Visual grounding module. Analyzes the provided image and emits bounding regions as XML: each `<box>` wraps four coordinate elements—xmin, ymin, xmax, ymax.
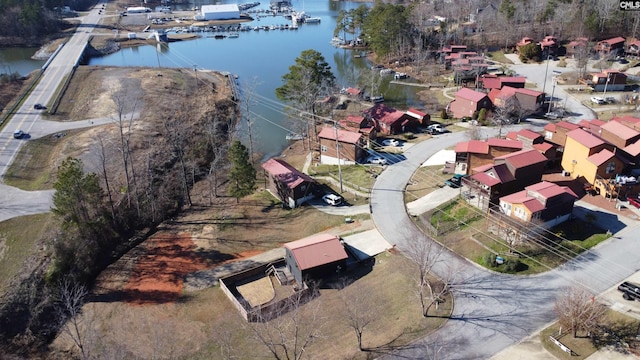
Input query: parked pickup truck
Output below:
<box><xmin>617</xmin><ymin>281</ymin><xmax>640</xmax><ymax>301</ymax></box>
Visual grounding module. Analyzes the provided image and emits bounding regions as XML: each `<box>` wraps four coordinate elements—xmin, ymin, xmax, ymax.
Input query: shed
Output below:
<box><xmin>200</xmin><ymin>4</ymin><xmax>240</xmax><ymax>20</ymax></box>
<box><xmin>261</xmin><ymin>158</ymin><xmax>316</xmax><ymax>208</ymax></box>
<box><xmin>284</xmin><ymin>234</ymin><xmax>348</xmax><ymax>286</ymax></box>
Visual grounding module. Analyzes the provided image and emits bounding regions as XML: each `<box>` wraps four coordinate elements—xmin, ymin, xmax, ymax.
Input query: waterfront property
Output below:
<box><xmin>318</xmin><ymin>127</ymin><xmax>366</xmax><ymax>165</ymax></box>
<box><xmin>261</xmin><ymin>158</ymin><xmax>317</xmax><ymax>208</ymax></box>
<box><xmin>284</xmin><ymin>233</ymin><xmax>348</xmax><ymax>286</ymax></box>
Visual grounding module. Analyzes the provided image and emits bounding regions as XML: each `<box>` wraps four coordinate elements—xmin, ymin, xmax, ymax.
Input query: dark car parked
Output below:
<box><xmin>618</xmin><ymin>281</ymin><xmax>640</xmax><ymax>301</ymax></box>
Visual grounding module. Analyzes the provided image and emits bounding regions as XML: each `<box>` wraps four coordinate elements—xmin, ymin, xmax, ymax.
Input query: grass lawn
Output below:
<box><xmin>310</xmin><ymin>163</ymin><xmax>380</xmax><ymax>194</ymax></box>
<box><xmin>487</xmin><ymin>51</ymin><xmax>514</xmax><ymax>64</ymax></box>
<box><xmin>541</xmin><ymin>309</ymin><xmax>640</xmax><ymax>359</ymax></box>
<box><xmin>0</xmin><ymin>213</ymin><xmax>55</xmax><ymax>293</ymax></box>
<box><xmin>405</xmin><ymin>165</ymin><xmax>451</xmax><ymax>201</ymax></box>
<box><xmin>3</xmin><ymin>130</ymin><xmax>84</xmax><ymax>190</ymax></box>
<box><xmin>413</xmin><ymin>203</ymin><xmax>611</xmax><ymax>275</ymax></box>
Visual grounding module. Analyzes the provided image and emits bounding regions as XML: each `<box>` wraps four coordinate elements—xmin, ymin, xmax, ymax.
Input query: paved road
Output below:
<box><xmin>371</xmin><ymin>128</ymin><xmax>640</xmax><ymax>359</ymax></box>
<box><xmin>0</xmin><ymin>2</ymin><xmax>109</xmax><ymax>218</ymax></box>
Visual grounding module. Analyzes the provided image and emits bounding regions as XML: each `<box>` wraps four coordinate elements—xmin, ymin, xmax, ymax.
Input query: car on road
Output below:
<box><xmin>590</xmin><ymin>96</ymin><xmax>606</xmax><ymax>105</ymax></box>
<box><xmin>322</xmin><ymin>194</ymin><xmax>343</xmax><ymax>206</ymax></box>
<box><xmin>366</xmin><ymin>155</ymin><xmax>387</xmax><ymax>165</ymax></box>
<box><xmin>617</xmin><ymin>281</ymin><xmax>640</xmax><ymax>301</ymax></box>
<box><xmin>33</xmin><ymin>103</ymin><xmax>46</xmax><ymax>110</ymax></box>
<box><xmin>381</xmin><ymin>139</ymin><xmax>400</xmax><ymax>147</ymax></box>
<box><xmin>13</xmin><ymin>130</ymin><xmax>24</xmax><ymax>139</ymax></box>
<box><xmin>426</xmin><ymin>124</ymin><xmax>446</xmax><ymax>134</ymax></box>
<box><xmin>544</xmin><ymin>112</ymin><xmax>561</xmax><ymax>119</ymax></box>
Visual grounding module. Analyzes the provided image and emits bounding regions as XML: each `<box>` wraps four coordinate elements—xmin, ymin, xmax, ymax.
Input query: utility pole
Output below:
<box><xmin>334</xmin><ymin>123</ymin><xmax>344</xmax><ymax>193</ymax></box>
<box><xmin>548</xmin><ymin>77</ymin><xmax>557</xmax><ymax>114</ymax></box>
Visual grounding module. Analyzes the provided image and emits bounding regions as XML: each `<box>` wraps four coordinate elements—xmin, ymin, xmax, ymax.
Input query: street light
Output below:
<box><xmin>548</xmin><ymin>76</ymin><xmax>557</xmax><ymax>114</ymax></box>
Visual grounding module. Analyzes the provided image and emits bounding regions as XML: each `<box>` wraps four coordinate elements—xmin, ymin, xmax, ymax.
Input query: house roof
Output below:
<box><xmin>623</xmin><ymin>141</ymin><xmax>640</xmax><ymax>157</ymax></box>
<box><xmin>487</xmin><ymin>137</ymin><xmax>523</xmax><ymax>149</ymax></box>
<box><xmin>601</xmin><ymin>120</ymin><xmax>640</xmax><ymax>140</ymax></box>
<box><xmin>284</xmin><ymin>234</ymin><xmax>348</xmax><ymax>271</ymax></box>
<box><xmin>261</xmin><ymin>158</ymin><xmax>315</xmax><ymax>189</ymax></box>
<box><xmin>318</xmin><ymin>127</ymin><xmax>362</xmax><ymax>144</ymax></box>
<box><xmin>501</xmin><ymin>181</ymin><xmax>577</xmax><ymax>212</ymax></box>
<box><xmin>544</xmin><ymin>121</ymin><xmax>579</xmax><ymax>132</ymax></box>
<box><xmin>598</xmin><ymin>36</ymin><xmax>625</xmax><ymax>45</ymax></box>
<box><xmin>363</xmin><ymin>104</ymin><xmax>406</xmax><ymax>126</ymax></box>
<box><xmin>471</xmin><ymin>171</ymin><xmax>502</xmax><ymax>186</ymax></box>
<box><xmin>454</xmin><ymin>87</ymin><xmax>488</xmax><ymax>103</ymax></box>
<box><xmin>487</xmin><ymin>88</ymin><xmax>501</xmax><ymax>103</ymax></box>
<box><xmin>612</xmin><ymin>116</ymin><xmax>640</xmax><ymax>125</ymax></box>
<box><xmin>496</xmin><ymin>148</ymin><xmax>547</xmax><ymax>169</ymax></box>
<box><xmin>515</xmin><ymin>87</ymin><xmax>543</xmax><ymax>97</ymax></box>
<box><xmin>516</xmin><ymin>129</ymin><xmax>543</xmax><ymax>141</ymax></box>
<box><xmin>455</xmin><ymin>140</ymin><xmax>489</xmax><ymax>154</ymax></box>
<box><xmin>566</xmin><ymin>128</ymin><xmax>605</xmax><ymax>149</ymax></box>
<box><xmin>533</xmin><ymin>142</ymin><xmax>554</xmax><ymax>152</ymax></box>
<box><xmin>587</xmin><ymin>148</ymin><xmax>615</xmax><ymax>166</ymax></box>
<box><xmin>500</xmin><ymin>76</ymin><xmax>527</xmax><ymax>84</ymax></box>
<box><xmin>345</xmin><ymin>87</ymin><xmax>361</xmax><ymax>96</ymax></box>
<box><xmin>346</xmin><ymin>115</ymin><xmax>365</xmax><ymax>123</ymax></box>
<box><xmin>406</xmin><ymin>108</ymin><xmax>426</xmax><ymax>119</ymax></box>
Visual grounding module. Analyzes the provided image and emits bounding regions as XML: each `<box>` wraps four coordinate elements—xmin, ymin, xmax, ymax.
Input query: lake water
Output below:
<box><xmin>2</xmin><ymin>0</ymin><xmax>423</xmax><ymax>158</ymax></box>
<box><xmin>0</xmin><ymin>47</ymin><xmax>45</xmax><ymax>76</ymax></box>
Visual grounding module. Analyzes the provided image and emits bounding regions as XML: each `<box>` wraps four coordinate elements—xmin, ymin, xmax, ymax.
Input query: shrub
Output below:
<box><xmin>483</xmin><ymin>253</ymin><xmax>496</xmax><ymax>268</ymax></box>
<box><xmin>403</xmin><ymin>132</ymin><xmax>416</xmax><ymax>140</ymax></box>
<box><xmin>503</xmin><ymin>259</ymin><xmax>528</xmax><ymax>273</ymax></box>
<box><xmin>478</xmin><ymin>108</ymin><xmax>487</xmax><ymax>123</ymax></box>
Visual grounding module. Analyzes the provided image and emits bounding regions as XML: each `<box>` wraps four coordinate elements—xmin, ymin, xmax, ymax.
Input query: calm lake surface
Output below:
<box><xmin>0</xmin><ymin>47</ymin><xmax>45</xmax><ymax>76</ymax></box>
<box><xmin>2</xmin><ymin>0</ymin><xmax>423</xmax><ymax>158</ymax></box>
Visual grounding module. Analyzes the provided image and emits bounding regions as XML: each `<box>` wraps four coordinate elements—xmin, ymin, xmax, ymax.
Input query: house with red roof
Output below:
<box><xmin>284</xmin><ymin>233</ymin><xmax>348</xmax><ymax>286</ymax></box>
<box><xmin>626</xmin><ymin>40</ymin><xmax>640</xmax><ymax>57</ymax></box>
<box><xmin>566</xmin><ymin>37</ymin><xmax>589</xmax><ymax>58</ymax></box>
<box><xmin>454</xmin><ymin>138</ymin><xmax>523</xmax><ymax>175</ymax></box>
<box><xmin>516</xmin><ymin>37</ymin><xmax>534</xmax><ymax>53</ymax></box>
<box><xmin>465</xmin><ymin>148</ymin><xmax>548</xmax><ymax>210</ymax></box>
<box><xmin>262</xmin><ymin>158</ymin><xmax>317</xmax><ymax>209</ymax></box>
<box><xmin>505</xmin><ymin>128</ymin><xmax>544</xmax><ymax>148</ymax></box>
<box><xmin>449</xmin><ymin>88</ymin><xmax>492</xmax><ymax>119</ymax></box>
<box><xmin>577</xmin><ymin>118</ymin><xmax>606</xmax><ymax>135</ymax></box>
<box><xmin>611</xmin><ymin>115</ymin><xmax>640</xmax><ymax>132</ymax></box>
<box><xmin>544</xmin><ymin>121</ymin><xmax>580</xmax><ymax>148</ymax></box>
<box><xmin>589</xmin><ymin>69</ymin><xmax>626</xmax><ymax>92</ymax></box>
<box><xmin>599</xmin><ymin>121</ymin><xmax>640</xmax><ymax>149</ymax></box>
<box><xmin>499</xmin><ymin>181</ymin><xmax>577</xmax><ymax>228</ymax></box>
<box><xmin>338</xmin><ymin>115</ymin><xmax>377</xmax><ymax>146</ymax></box>
<box><xmin>494</xmin><ymin>86</ymin><xmax>544</xmax><ymax>114</ymax></box>
<box><xmin>479</xmin><ymin>74</ymin><xmax>527</xmax><ymax>90</ymax></box>
<box><xmin>594</xmin><ymin>36</ymin><xmax>626</xmax><ymax>56</ymax></box>
<box><xmin>539</xmin><ymin>35</ymin><xmax>559</xmax><ymax>57</ymax></box>
<box><xmin>406</xmin><ymin>108</ymin><xmax>431</xmax><ymax>127</ymax></box>
<box><xmin>318</xmin><ymin>127</ymin><xmax>365</xmax><ymax>165</ymax></box>
<box><xmin>362</xmin><ymin>103</ymin><xmax>419</xmax><ymax>135</ymax></box>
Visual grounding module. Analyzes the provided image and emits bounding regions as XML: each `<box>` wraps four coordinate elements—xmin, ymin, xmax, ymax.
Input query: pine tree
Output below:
<box><xmin>227</xmin><ymin>140</ymin><xmax>256</xmax><ymax>203</ymax></box>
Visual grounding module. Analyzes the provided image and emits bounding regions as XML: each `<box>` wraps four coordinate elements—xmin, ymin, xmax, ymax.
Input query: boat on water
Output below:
<box><xmin>286</xmin><ymin>132</ymin><xmax>305</xmax><ymax>141</ymax></box>
<box><xmin>330</xmin><ymin>36</ymin><xmax>344</xmax><ymax>46</ymax></box>
<box><xmin>304</xmin><ymin>17</ymin><xmax>321</xmax><ymax>23</ymax></box>
<box><xmin>227</xmin><ymin>32</ymin><xmax>239</xmax><ymax>38</ymax></box>
<box><xmin>214</xmin><ymin>34</ymin><xmax>226</xmax><ymax>39</ymax></box>
<box><xmin>371</xmin><ymin>96</ymin><xmax>384</xmax><ymax>103</ymax></box>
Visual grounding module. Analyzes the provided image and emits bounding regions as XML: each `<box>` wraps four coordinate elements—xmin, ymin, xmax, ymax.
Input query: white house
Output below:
<box><xmin>198</xmin><ymin>4</ymin><xmax>240</xmax><ymax>21</ymax></box>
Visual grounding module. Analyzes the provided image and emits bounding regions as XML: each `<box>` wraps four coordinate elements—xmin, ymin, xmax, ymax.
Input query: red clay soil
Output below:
<box><xmin>122</xmin><ymin>233</ymin><xmax>266</xmax><ymax>305</ymax></box>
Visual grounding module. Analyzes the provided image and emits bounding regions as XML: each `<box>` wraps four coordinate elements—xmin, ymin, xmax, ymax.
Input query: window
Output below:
<box><xmin>606</xmin><ymin>161</ymin><xmax>616</xmax><ymax>174</ymax></box>
<box><xmin>321</xmin><ymin>145</ymin><xmax>327</xmax><ymax>152</ymax></box>
<box><xmin>545</xmin><ymin>131</ymin><xmax>552</xmax><ymax>139</ymax></box>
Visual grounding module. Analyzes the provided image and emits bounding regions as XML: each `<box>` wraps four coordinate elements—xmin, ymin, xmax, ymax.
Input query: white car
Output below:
<box><xmin>322</xmin><ymin>194</ymin><xmax>342</xmax><ymax>206</ymax></box>
<box><xmin>590</xmin><ymin>96</ymin><xmax>606</xmax><ymax>105</ymax></box>
<box><xmin>381</xmin><ymin>139</ymin><xmax>400</xmax><ymax>147</ymax></box>
<box><xmin>366</xmin><ymin>155</ymin><xmax>387</xmax><ymax>165</ymax></box>
<box><xmin>426</xmin><ymin>124</ymin><xmax>446</xmax><ymax>134</ymax></box>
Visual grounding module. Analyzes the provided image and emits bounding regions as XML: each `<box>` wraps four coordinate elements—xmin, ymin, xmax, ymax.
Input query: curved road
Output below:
<box><xmin>371</xmin><ymin>130</ymin><xmax>640</xmax><ymax>359</ymax></box>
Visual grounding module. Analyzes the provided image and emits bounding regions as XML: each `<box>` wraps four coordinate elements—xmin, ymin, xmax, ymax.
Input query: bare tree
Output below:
<box><xmin>335</xmin><ymin>279</ymin><xmax>379</xmax><ymax>351</ymax></box>
<box><xmin>248</xmin><ymin>286</ymin><xmax>324</xmax><ymax>360</ymax></box>
<box><xmin>554</xmin><ymin>286</ymin><xmax>606</xmax><ymax>338</ymax></box>
<box><xmin>54</xmin><ymin>278</ymin><xmax>91</xmax><ymax>360</ymax></box>
<box><xmin>405</xmin><ymin>234</ymin><xmax>453</xmax><ymax>317</ymax></box>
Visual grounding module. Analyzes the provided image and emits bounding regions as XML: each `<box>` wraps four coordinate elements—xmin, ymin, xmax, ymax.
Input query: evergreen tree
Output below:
<box><xmin>227</xmin><ymin>140</ymin><xmax>256</xmax><ymax>203</ymax></box>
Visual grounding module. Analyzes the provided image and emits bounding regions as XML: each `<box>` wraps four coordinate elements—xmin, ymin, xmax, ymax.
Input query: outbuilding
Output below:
<box><xmin>284</xmin><ymin>234</ymin><xmax>348</xmax><ymax>286</ymax></box>
<box><xmin>198</xmin><ymin>4</ymin><xmax>240</xmax><ymax>21</ymax></box>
